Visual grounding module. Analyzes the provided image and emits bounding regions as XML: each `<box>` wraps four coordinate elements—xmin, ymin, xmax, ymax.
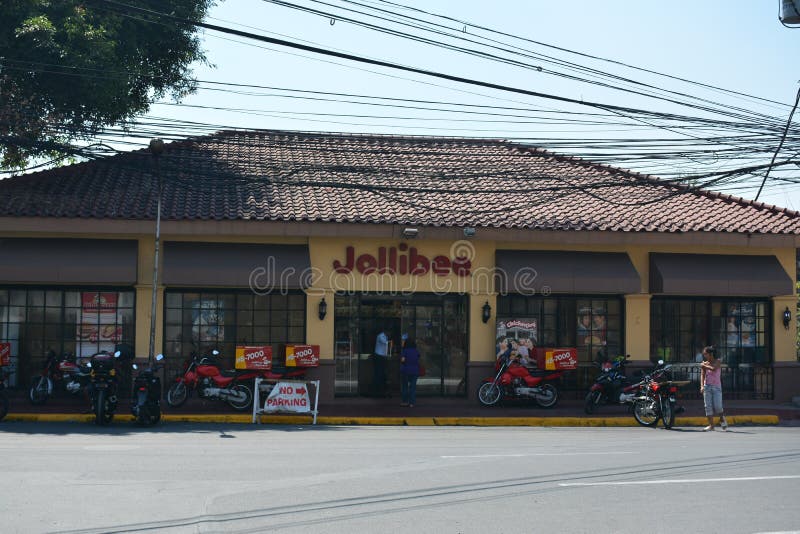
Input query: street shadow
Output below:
<box><xmin>0</xmin><ymin>420</ymin><xmax>350</xmax><ymax>436</ymax></box>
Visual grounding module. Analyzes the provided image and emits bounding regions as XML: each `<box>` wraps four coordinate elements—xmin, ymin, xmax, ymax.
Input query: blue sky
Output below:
<box><xmin>130</xmin><ymin>1</ymin><xmax>800</xmax><ymax>209</ymax></box>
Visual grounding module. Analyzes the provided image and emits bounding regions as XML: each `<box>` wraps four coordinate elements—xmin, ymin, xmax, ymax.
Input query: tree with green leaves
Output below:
<box><xmin>0</xmin><ymin>0</ymin><xmax>215</xmax><ymax>169</ymax></box>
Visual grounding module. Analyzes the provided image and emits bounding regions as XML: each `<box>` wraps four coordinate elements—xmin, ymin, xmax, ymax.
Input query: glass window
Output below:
<box><xmin>497</xmin><ymin>295</ymin><xmax>624</xmax><ymax>363</ymax></box>
<box><xmin>650</xmin><ymin>298</ymin><xmax>771</xmax><ymax>364</ymax></box>
<box><xmin>0</xmin><ymin>287</ymin><xmax>135</xmax><ymax>388</ymax></box>
<box><xmin>162</xmin><ymin>290</ymin><xmax>307</xmax><ymax>369</ymax></box>
<box><xmin>165</xmin><ymin>293</ymin><xmax>182</xmax><ymax>308</ymax></box>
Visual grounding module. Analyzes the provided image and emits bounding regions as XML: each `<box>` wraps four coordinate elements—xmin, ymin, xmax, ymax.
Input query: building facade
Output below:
<box><xmin>1</xmin><ymin>131</ymin><xmax>798</xmax><ymax>403</ymax></box>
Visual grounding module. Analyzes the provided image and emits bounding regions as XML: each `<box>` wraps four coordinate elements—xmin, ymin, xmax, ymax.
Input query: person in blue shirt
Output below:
<box><xmin>373</xmin><ymin>328</ymin><xmax>390</xmax><ymax>397</ymax></box>
<box><xmin>399</xmin><ymin>338</ymin><xmax>421</xmax><ymax>407</ymax></box>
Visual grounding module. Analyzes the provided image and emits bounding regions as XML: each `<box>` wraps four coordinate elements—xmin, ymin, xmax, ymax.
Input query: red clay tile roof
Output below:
<box><xmin>1</xmin><ymin>129</ymin><xmax>799</xmax><ymax>234</ymax></box>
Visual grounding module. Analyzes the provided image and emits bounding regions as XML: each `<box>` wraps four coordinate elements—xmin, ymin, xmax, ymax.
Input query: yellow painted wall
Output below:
<box><xmin>624</xmin><ymin>294</ymin><xmax>652</xmax><ymax>359</ymax></box>
<box><xmin>2</xmin><ymin>230</ymin><xmax>796</xmax><ymax>365</ymax></box>
<box><xmin>307</xmin><ymin>237</ymin><xmax>499</xmax><ymax>360</ymax></box>
<box><xmin>133</xmin><ymin>235</ymin><xmax>798</xmax><ymax>364</ymax></box>
<box><xmin>135</xmin><ymin>236</ymin><xmax>162</xmax><ymax>359</ymax></box>
<box><xmin>773</xmin><ymin>295</ymin><xmax>797</xmax><ymax>363</ymax></box>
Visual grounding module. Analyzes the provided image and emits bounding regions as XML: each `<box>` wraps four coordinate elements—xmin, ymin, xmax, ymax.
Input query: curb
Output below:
<box><xmin>0</xmin><ymin>413</ymin><xmax>780</xmax><ymax>427</ymax></box>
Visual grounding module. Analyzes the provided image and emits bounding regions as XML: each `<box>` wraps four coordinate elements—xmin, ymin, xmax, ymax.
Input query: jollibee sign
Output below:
<box><xmin>235</xmin><ymin>345</ymin><xmax>272</xmax><ymax>370</ymax></box>
<box><xmin>285</xmin><ymin>345</ymin><xmax>320</xmax><ymax>367</ymax></box>
<box><xmin>0</xmin><ymin>343</ymin><xmax>10</xmax><ymax>366</ymax></box>
<box><xmin>333</xmin><ymin>244</ymin><xmax>471</xmax><ymax>277</ymax></box>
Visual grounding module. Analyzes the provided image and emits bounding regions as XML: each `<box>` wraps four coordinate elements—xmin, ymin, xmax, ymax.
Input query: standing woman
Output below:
<box><xmin>399</xmin><ymin>338</ymin><xmax>421</xmax><ymax>408</ymax></box>
<box><xmin>700</xmin><ymin>345</ymin><xmax>728</xmax><ymax>431</ymax></box>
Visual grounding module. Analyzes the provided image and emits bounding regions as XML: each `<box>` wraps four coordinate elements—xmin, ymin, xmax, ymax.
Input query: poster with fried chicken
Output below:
<box><xmin>76</xmin><ymin>293</ymin><xmax>122</xmax><ymax>357</ymax></box>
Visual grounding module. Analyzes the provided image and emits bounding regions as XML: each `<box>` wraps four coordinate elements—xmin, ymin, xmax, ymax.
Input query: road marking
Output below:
<box><xmin>441</xmin><ymin>452</ymin><xmax>636</xmax><ymax>459</ymax></box>
<box><xmin>559</xmin><ymin>475</ymin><xmax>800</xmax><ymax>487</ymax></box>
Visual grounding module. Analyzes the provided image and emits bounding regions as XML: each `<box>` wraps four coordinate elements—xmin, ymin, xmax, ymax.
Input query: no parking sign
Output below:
<box><xmin>263</xmin><ymin>382</ymin><xmax>311</xmax><ymax>413</ymax></box>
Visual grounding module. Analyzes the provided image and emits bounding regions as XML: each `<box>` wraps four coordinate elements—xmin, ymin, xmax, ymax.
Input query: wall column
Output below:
<box><xmin>772</xmin><ymin>295</ymin><xmax>797</xmax><ymax>363</ymax></box>
<box><xmin>771</xmin><ymin>295</ymin><xmax>800</xmax><ymax>402</ymax></box>
<box><xmin>624</xmin><ymin>294</ymin><xmax>652</xmax><ymax>361</ymax></box>
<box><xmin>135</xmin><ymin>235</ymin><xmax>163</xmax><ymax>360</ymax></box>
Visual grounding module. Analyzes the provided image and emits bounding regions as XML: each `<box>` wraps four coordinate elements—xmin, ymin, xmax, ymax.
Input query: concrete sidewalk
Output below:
<box><xmin>2</xmin><ymin>393</ymin><xmax>796</xmax><ymax>427</ymax></box>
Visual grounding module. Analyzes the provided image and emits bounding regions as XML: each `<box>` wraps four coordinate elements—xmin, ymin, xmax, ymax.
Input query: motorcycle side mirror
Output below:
<box><xmin>156</xmin><ymin>354</ymin><xmax>164</xmax><ymax>362</ymax></box>
<box><xmin>212</xmin><ymin>350</ymin><xmax>219</xmax><ymax>356</ymax></box>
<box><xmin>114</xmin><ymin>351</ymin><xmax>121</xmax><ymax>358</ymax></box>
<box><xmin>132</xmin><ymin>363</ymin><xmax>138</xmax><ymax>370</ymax></box>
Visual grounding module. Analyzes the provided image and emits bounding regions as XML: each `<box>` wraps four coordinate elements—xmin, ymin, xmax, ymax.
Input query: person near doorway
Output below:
<box><xmin>399</xmin><ymin>338</ymin><xmax>421</xmax><ymax>407</ymax></box>
<box><xmin>373</xmin><ymin>327</ymin><xmax>390</xmax><ymax>397</ymax></box>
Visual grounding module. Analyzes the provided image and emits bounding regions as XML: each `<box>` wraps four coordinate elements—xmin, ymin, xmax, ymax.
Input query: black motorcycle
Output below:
<box><xmin>584</xmin><ymin>354</ymin><xmax>632</xmax><ymax>414</ymax></box>
<box><xmin>87</xmin><ymin>350</ymin><xmax>121</xmax><ymax>426</ymax></box>
<box><xmin>131</xmin><ymin>354</ymin><xmax>164</xmax><ymax>426</ymax></box>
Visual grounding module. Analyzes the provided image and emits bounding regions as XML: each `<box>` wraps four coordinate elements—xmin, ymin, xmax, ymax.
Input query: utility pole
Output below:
<box><xmin>148</xmin><ymin>138</ymin><xmax>165</xmax><ymax>366</ymax></box>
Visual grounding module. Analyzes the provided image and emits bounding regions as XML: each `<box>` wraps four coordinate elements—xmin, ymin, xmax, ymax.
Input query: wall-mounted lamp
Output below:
<box><xmin>482</xmin><ymin>301</ymin><xmax>492</xmax><ymax>324</ymax></box>
<box><xmin>318</xmin><ymin>297</ymin><xmax>328</xmax><ymax>321</ymax></box>
<box><xmin>402</xmin><ymin>227</ymin><xmax>419</xmax><ymax>239</ymax></box>
<box><xmin>783</xmin><ymin>306</ymin><xmax>791</xmax><ymax>329</ymax></box>
<box><xmin>463</xmin><ymin>227</ymin><xmax>476</xmax><ymax>238</ymax></box>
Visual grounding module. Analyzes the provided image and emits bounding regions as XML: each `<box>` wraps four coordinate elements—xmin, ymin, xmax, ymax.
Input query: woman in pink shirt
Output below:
<box><xmin>700</xmin><ymin>345</ymin><xmax>728</xmax><ymax>431</ymax></box>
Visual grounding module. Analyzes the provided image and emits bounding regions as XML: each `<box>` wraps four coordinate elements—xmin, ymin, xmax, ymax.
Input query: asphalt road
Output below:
<box><xmin>1</xmin><ymin>422</ymin><xmax>799</xmax><ymax>534</ymax></box>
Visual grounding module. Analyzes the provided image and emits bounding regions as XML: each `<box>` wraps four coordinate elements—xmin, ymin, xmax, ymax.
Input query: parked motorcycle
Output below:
<box><xmin>0</xmin><ymin>365</ymin><xmax>11</xmax><ymax>421</ymax></box>
<box><xmin>584</xmin><ymin>354</ymin><xmax>632</xmax><ymax>414</ymax></box>
<box><xmin>630</xmin><ymin>361</ymin><xmax>688</xmax><ymax>429</ymax></box>
<box><xmin>87</xmin><ymin>350</ymin><xmax>121</xmax><ymax>426</ymax></box>
<box><xmin>166</xmin><ymin>350</ymin><xmax>254</xmax><ymax>411</ymax></box>
<box><xmin>131</xmin><ymin>354</ymin><xmax>165</xmax><ymax>426</ymax></box>
<box><xmin>29</xmin><ymin>350</ymin><xmax>92</xmax><ymax>405</ymax></box>
<box><xmin>477</xmin><ymin>353</ymin><xmax>561</xmax><ymax>408</ymax></box>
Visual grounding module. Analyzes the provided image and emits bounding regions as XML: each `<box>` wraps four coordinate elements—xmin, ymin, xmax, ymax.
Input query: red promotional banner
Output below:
<box><xmin>0</xmin><ymin>343</ymin><xmax>10</xmax><ymax>366</ymax></box>
<box><xmin>81</xmin><ymin>293</ymin><xmax>118</xmax><ymax>313</ymax></box>
<box><xmin>285</xmin><ymin>345</ymin><xmax>320</xmax><ymax>367</ymax></box>
<box><xmin>235</xmin><ymin>345</ymin><xmax>272</xmax><ymax>370</ymax></box>
<box><xmin>534</xmin><ymin>348</ymin><xmax>578</xmax><ymax>370</ymax></box>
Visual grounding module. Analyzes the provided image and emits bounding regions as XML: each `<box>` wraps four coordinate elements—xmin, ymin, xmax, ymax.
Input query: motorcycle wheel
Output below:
<box><xmin>477</xmin><ymin>381</ymin><xmax>502</xmax><ymax>407</ymax></box>
<box><xmin>535</xmin><ymin>383</ymin><xmax>559</xmax><ymax>408</ymax></box>
<box><xmin>136</xmin><ymin>406</ymin><xmax>161</xmax><ymax>426</ymax></box>
<box><xmin>94</xmin><ymin>389</ymin><xmax>108</xmax><ymax>426</ymax></box>
<box><xmin>166</xmin><ymin>382</ymin><xmax>189</xmax><ymax>408</ymax></box>
<box><xmin>661</xmin><ymin>397</ymin><xmax>675</xmax><ymax>429</ymax></box>
<box><xmin>0</xmin><ymin>392</ymin><xmax>8</xmax><ymax>421</ymax></box>
<box><xmin>584</xmin><ymin>390</ymin><xmax>602</xmax><ymax>414</ymax></box>
<box><xmin>227</xmin><ymin>384</ymin><xmax>253</xmax><ymax>411</ymax></box>
<box><xmin>29</xmin><ymin>376</ymin><xmax>52</xmax><ymax>405</ymax></box>
<box><xmin>633</xmin><ymin>397</ymin><xmax>659</xmax><ymax>427</ymax></box>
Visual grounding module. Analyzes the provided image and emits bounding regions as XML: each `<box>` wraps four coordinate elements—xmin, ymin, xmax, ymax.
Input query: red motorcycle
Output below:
<box><xmin>29</xmin><ymin>350</ymin><xmax>92</xmax><ymax>405</ymax></box>
<box><xmin>166</xmin><ymin>351</ymin><xmax>256</xmax><ymax>411</ymax></box>
<box><xmin>629</xmin><ymin>361</ymin><xmax>688</xmax><ymax>429</ymax></box>
<box><xmin>477</xmin><ymin>354</ymin><xmax>561</xmax><ymax>408</ymax></box>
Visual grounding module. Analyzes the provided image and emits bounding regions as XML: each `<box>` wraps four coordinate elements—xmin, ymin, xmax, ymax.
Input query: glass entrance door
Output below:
<box><xmin>401</xmin><ymin>303</ymin><xmax>442</xmax><ymax>395</ymax></box>
<box><xmin>334</xmin><ymin>293</ymin><xmax>467</xmax><ymax>397</ymax></box>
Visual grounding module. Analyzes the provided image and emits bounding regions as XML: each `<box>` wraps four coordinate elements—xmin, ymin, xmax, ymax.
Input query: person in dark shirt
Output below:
<box><xmin>399</xmin><ymin>338</ymin><xmax>421</xmax><ymax>407</ymax></box>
